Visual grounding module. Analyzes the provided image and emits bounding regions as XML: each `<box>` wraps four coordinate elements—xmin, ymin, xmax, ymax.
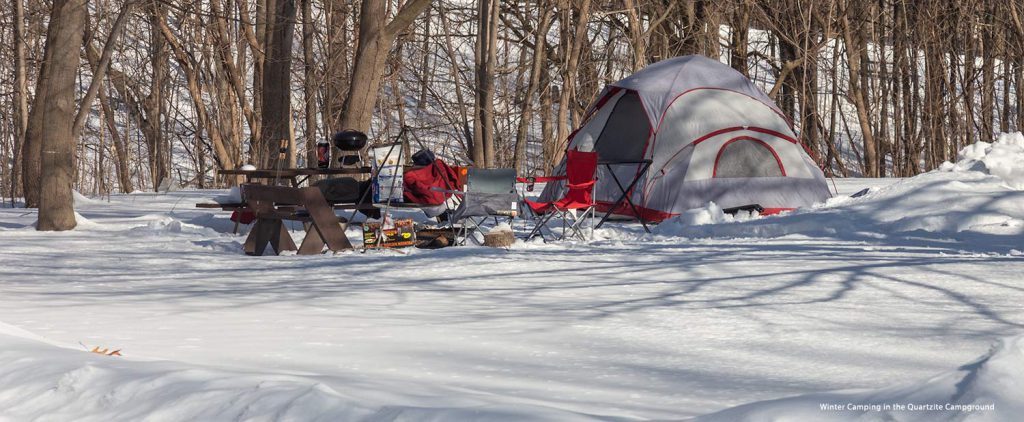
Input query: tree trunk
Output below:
<box><xmin>552</xmin><ymin>0</ymin><xmax>592</xmax><ymax>169</ymax></box>
<box><xmin>729</xmin><ymin>0</ymin><xmax>751</xmax><ymax>77</ymax></box>
<box><xmin>98</xmin><ymin>86</ymin><xmax>134</xmax><ymax>193</ymax></box>
<box><xmin>154</xmin><ymin>13</ymin><xmax>238</xmax><ymax>173</ymax></box>
<box><xmin>21</xmin><ymin>45</ymin><xmax>51</xmax><ymax>208</ymax></box>
<box><xmin>472</xmin><ymin>0</ymin><xmax>499</xmax><ymax>167</ymax></box>
<box><xmin>980</xmin><ymin>4</ymin><xmax>995</xmax><ymax>140</ymax></box>
<box><xmin>840</xmin><ymin>9</ymin><xmax>879</xmax><ymax>177</ymax></box>
<box><xmin>11</xmin><ymin>0</ymin><xmax>29</xmax><ymax>203</ymax></box>
<box><xmin>339</xmin><ymin>0</ymin><xmax>433</xmax><ymax>134</ymax></box>
<box><xmin>513</xmin><ymin>2</ymin><xmax>552</xmax><ymax>173</ymax></box>
<box><xmin>37</xmin><ymin>0</ymin><xmax>87</xmax><ymax>231</ymax></box>
<box><xmin>146</xmin><ymin>3</ymin><xmax>170</xmax><ymax>190</ymax></box>
<box><xmin>302</xmin><ymin>0</ymin><xmax>318</xmax><ymax>168</ymax></box>
<box><xmin>437</xmin><ymin>6</ymin><xmax>474</xmax><ymax>156</ymax></box>
<box><xmin>623</xmin><ymin>0</ymin><xmax>646</xmax><ymax>72</ymax></box>
<box><xmin>323</xmin><ymin>0</ymin><xmax>351</xmax><ymax>136</ymax></box>
<box><xmin>260</xmin><ymin>0</ymin><xmax>298</xmax><ymax>170</ymax></box>
<box><xmin>72</xmin><ymin>4</ymin><xmax>133</xmax><ymax>139</ymax></box>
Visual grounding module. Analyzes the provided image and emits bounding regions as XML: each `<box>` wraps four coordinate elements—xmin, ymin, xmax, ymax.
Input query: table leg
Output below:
<box><xmin>270</xmin><ymin>221</ymin><xmax>298</xmax><ymax>254</ymax></box>
<box><xmin>244</xmin><ymin>219</ymin><xmax>273</xmax><ymax>255</ymax></box>
<box><xmin>244</xmin><ymin>218</ymin><xmax>298</xmax><ymax>255</ymax></box>
<box><xmin>298</xmin><ymin>226</ymin><xmax>326</xmax><ymax>255</ymax></box>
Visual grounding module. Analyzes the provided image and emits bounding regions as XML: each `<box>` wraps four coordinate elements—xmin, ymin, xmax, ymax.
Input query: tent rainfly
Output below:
<box><xmin>540</xmin><ymin>55</ymin><xmax>832</xmax><ymax>221</ymax></box>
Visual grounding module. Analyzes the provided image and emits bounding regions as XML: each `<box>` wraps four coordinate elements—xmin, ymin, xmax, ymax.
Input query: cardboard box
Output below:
<box><xmin>363</xmin><ymin>219</ymin><xmax>416</xmax><ymax>248</ymax></box>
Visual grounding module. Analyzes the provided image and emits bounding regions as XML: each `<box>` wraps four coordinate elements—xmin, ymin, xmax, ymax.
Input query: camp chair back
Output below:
<box><xmin>240</xmin><ymin>184</ymin><xmax>353</xmax><ymax>255</ymax></box>
<box><xmin>448</xmin><ymin>168</ymin><xmax>519</xmax><ymax>244</ymax></box>
<box><xmin>522</xmin><ymin>150</ymin><xmax>599</xmax><ymax>241</ymax></box>
<box><xmin>559</xmin><ymin>150</ymin><xmax>598</xmax><ymax>210</ymax></box>
<box><xmin>467</xmin><ymin>168</ymin><xmax>516</xmax><ymax>195</ymax></box>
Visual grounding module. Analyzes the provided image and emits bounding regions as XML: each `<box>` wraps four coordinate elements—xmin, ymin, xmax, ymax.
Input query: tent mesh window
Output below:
<box><xmin>593</xmin><ymin>91</ymin><xmax>650</xmax><ymax>161</ymax></box>
<box><xmin>714</xmin><ymin>138</ymin><xmax>784</xmax><ymax>178</ymax></box>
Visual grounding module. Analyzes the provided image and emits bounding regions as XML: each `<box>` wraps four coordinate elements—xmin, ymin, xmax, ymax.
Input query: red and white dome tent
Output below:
<box><xmin>539</xmin><ymin>55</ymin><xmax>832</xmax><ymax>222</ymax></box>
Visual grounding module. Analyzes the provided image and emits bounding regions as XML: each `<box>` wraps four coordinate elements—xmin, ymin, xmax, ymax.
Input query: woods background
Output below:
<box><xmin>2</xmin><ymin>0</ymin><xmax>1023</xmax><ymax>206</ymax></box>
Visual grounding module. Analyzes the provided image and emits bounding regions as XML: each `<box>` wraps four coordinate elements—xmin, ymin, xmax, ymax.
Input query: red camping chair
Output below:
<box><xmin>519</xmin><ymin>150</ymin><xmax>599</xmax><ymax>241</ymax></box>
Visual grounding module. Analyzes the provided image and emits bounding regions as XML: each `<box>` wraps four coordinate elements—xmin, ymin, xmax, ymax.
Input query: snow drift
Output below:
<box><xmin>692</xmin><ymin>334</ymin><xmax>1024</xmax><ymax>422</ymax></box>
<box><xmin>0</xmin><ymin>323</ymin><xmax>372</xmax><ymax>421</ymax></box>
<box><xmin>0</xmin><ymin>324</ymin><xmax>608</xmax><ymax>421</ymax></box>
<box><xmin>948</xmin><ymin>132</ymin><xmax>1024</xmax><ymax>190</ymax></box>
<box><xmin>649</xmin><ymin>133</ymin><xmax>1024</xmax><ymax>253</ymax></box>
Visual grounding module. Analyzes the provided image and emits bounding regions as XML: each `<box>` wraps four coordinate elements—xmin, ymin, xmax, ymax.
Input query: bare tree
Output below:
<box><xmin>471</xmin><ymin>0</ymin><xmax>498</xmax><ymax>167</ymax></box>
<box><xmin>339</xmin><ymin>0</ymin><xmax>433</xmax><ymax>135</ymax></box>
<box><xmin>10</xmin><ymin>0</ymin><xmax>30</xmax><ymax>204</ymax></box>
<box><xmin>36</xmin><ymin>0</ymin><xmax>88</xmax><ymax>230</ymax></box>
<box><xmin>259</xmin><ymin>0</ymin><xmax>298</xmax><ymax>170</ymax></box>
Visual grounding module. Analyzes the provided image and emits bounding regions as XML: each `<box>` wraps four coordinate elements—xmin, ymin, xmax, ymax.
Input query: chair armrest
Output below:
<box><xmin>430</xmin><ymin>187</ymin><xmax>465</xmax><ymax>196</ymax></box>
<box><xmin>516</xmin><ymin>175</ymin><xmax>567</xmax><ymax>183</ymax></box>
<box><xmin>566</xmin><ymin>180</ymin><xmax>595</xmax><ymax>190</ymax></box>
<box><xmin>598</xmin><ymin>159</ymin><xmax>652</xmax><ymax>165</ymax></box>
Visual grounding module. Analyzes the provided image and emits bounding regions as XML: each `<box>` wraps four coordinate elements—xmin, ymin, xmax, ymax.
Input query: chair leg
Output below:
<box><xmin>561</xmin><ymin>207</ymin><xmax>595</xmax><ymax>241</ymax></box>
<box><xmin>455</xmin><ymin>217</ymin><xmax>481</xmax><ymax>246</ymax></box>
<box><xmin>588</xmin><ymin>207</ymin><xmax>595</xmax><ymax>239</ymax></box>
<box><xmin>565</xmin><ymin>212</ymin><xmax>585</xmax><ymax>241</ymax></box>
<box><xmin>527</xmin><ymin>212</ymin><xmax>556</xmax><ymax>241</ymax></box>
<box><xmin>463</xmin><ymin>222</ymin><xmax>476</xmax><ymax>246</ymax></box>
<box><xmin>553</xmin><ymin>210</ymin><xmax>566</xmax><ymax>240</ymax></box>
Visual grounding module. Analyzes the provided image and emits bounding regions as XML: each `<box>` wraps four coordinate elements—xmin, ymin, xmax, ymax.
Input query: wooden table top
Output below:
<box><xmin>218</xmin><ymin>167</ymin><xmax>371</xmax><ymax>177</ymax></box>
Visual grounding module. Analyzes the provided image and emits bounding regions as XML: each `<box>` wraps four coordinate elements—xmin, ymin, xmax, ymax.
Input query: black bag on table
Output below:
<box><xmin>412</xmin><ymin>149</ymin><xmax>436</xmax><ymax>167</ymax></box>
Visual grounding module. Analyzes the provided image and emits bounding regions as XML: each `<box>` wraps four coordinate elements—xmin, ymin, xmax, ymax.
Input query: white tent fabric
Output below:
<box><xmin>540</xmin><ymin>55</ymin><xmax>831</xmax><ymax>220</ymax></box>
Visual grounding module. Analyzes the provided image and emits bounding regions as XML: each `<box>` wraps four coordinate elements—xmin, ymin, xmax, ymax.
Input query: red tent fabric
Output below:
<box><xmin>403</xmin><ymin>159</ymin><xmax>460</xmax><ymax>205</ymax></box>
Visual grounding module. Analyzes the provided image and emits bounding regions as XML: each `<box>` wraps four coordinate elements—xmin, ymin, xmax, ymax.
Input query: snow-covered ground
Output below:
<box><xmin>1</xmin><ymin>136</ymin><xmax>1023</xmax><ymax>421</ymax></box>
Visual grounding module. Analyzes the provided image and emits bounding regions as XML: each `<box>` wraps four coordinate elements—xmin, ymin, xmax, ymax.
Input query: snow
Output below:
<box><xmin>651</xmin><ymin>202</ymin><xmax>759</xmax><ymax>235</ymax></box>
<box><xmin>942</xmin><ymin>132</ymin><xmax>1024</xmax><ymax>190</ymax></box>
<box><xmin>643</xmin><ymin>136</ymin><xmax>1024</xmax><ymax>254</ymax></box>
<box><xmin>1</xmin><ymin>138</ymin><xmax>1023</xmax><ymax>420</ymax></box>
<box><xmin>0</xmin><ymin>323</ymin><xmax>373</xmax><ymax>421</ymax></box>
<box><xmin>693</xmin><ymin>334</ymin><xmax>1024</xmax><ymax>422</ymax></box>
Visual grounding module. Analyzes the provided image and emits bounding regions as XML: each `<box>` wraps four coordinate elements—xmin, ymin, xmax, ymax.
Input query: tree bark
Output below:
<box><xmin>323</xmin><ymin>0</ymin><xmax>351</xmax><ymax>136</ymax></box>
<box><xmin>302</xmin><ymin>0</ymin><xmax>318</xmax><ymax>168</ymax></box>
<box><xmin>339</xmin><ymin>0</ymin><xmax>432</xmax><ymax>134</ymax></box>
<box><xmin>472</xmin><ymin>0</ymin><xmax>500</xmax><ymax>167</ymax></box>
<box><xmin>154</xmin><ymin>12</ymin><xmax>238</xmax><ymax>173</ymax></box>
<box><xmin>552</xmin><ymin>0</ymin><xmax>592</xmax><ymax>170</ymax></box>
<box><xmin>840</xmin><ymin>7</ymin><xmax>879</xmax><ymax>177</ymax></box>
<box><xmin>513</xmin><ymin>2</ymin><xmax>552</xmax><ymax>173</ymax></box>
<box><xmin>145</xmin><ymin>2</ymin><xmax>170</xmax><ymax>190</ymax></box>
<box><xmin>37</xmin><ymin>0</ymin><xmax>87</xmax><ymax>231</ymax></box>
<box><xmin>260</xmin><ymin>0</ymin><xmax>298</xmax><ymax>170</ymax></box>
<box><xmin>72</xmin><ymin>3</ymin><xmax>133</xmax><ymax>139</ymax></box>
<box><xmin>11</xmin><ymin>0</ymin><xmax>30</xmax><ymax>203</ymax></box>
<box><xmin>97</xmin><ymin>85</ymin><xmax>134</xmax><ymax>193</ymax></box>
<box><xmin>21</xmin><ymin>12</ymin><xmax>57</xmax><ymax>209</ymax></box>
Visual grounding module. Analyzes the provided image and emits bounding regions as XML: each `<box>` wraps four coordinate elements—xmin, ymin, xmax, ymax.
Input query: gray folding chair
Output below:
<box><xmin>446</xmin><ymin>168</ymin><xmax>519</xmax><ymax>245</ymax></box>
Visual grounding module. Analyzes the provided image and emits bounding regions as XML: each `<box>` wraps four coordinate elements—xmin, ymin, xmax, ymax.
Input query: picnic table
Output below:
<box><xmin>197</xmin><ymin>168</ymin><xmax>370</xmax><ymax>255</ymax></box>
<box><xmin>199</xmin><ymin>166</ymin><xmax>452</xmax><ymax>255</ymax></box>
<box><xmin>219</xmin><ymin>167</ymin><xmax>371</xmax><ymax>187</ymax></box>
